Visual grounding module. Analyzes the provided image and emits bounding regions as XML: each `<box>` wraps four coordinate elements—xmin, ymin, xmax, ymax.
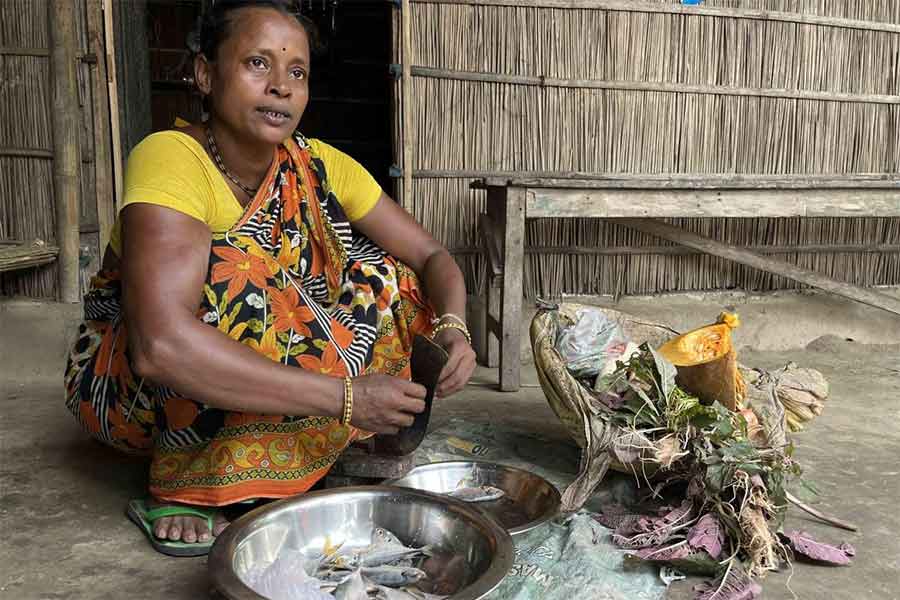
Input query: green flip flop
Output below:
<box><xmin>126</xmin><ymin>498</ymin><xmax>218</xmax><ymax>557</ymax></box>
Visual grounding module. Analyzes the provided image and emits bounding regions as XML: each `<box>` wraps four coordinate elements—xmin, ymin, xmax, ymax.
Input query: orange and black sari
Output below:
<box><xmin>64</xmin><ymin>134</ymin><xmax>433</xmax><ymax>506</ymax></box>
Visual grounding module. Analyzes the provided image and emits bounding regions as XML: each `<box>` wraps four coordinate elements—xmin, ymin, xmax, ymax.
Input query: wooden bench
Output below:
<box><xmin>0</xmin><ymin>240</ymin><xmax>59</xmax><ymax>274</ymax></box>
<box><xmin>475</xmin><ymin>174</ymin><xmax>900</xmax><ymax>391</ymax></box>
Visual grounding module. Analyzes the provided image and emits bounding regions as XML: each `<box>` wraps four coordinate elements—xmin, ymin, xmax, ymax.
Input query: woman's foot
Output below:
<box><xmin>146</xmin><ymin>497</ymin><xmax>230</xmax><ymax>544</ymax></box>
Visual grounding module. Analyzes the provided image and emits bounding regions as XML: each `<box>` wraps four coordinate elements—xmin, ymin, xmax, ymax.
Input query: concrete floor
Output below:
<box><xmin>1</xmin><ymin>294</ymin><xmax>898</xmax><ymax>599</ymax></box>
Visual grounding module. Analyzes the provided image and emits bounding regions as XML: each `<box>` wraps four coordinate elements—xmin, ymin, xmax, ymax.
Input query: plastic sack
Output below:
<box><xmin>555</xmin><ymin>307</ymin><xmax>629</xmax><ymax>378</ymax></box>
<box><xmin>241</xmin><ymin>549</ymin><xmax>335</xmax><ymax>600</ymax></box>
<box><xmin>486</xmin><ymin>513</ymin><xmax>666</xmax><ymax>600</ymax></box>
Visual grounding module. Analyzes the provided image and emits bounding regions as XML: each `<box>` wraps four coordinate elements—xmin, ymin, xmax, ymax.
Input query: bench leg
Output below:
<box><xmin>485</xmin><ymin>275</ymin><xmax>500</xmax><ymax>368</ymax></box>
<box><xmin>499</xmin><ymin>187</ymin><xmax>526</xmax><ymax>392</ymax></box>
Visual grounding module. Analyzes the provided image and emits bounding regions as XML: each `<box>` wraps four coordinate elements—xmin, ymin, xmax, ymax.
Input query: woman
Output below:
<box><xmin>64</xmin><ymin>0</ymin><xmax>475</xmax><ymax>556</ymax></box>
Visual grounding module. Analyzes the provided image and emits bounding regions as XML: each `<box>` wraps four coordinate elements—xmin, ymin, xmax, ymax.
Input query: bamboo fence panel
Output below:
<box><xmin>0</xmin><ymin>0</ymin><xmax>109</xmax><ymax>299</ymax></box>
<box><xmin>0</xmin><ymin>0</ymin><xmax>57</xmax><ymax>297</ymax></box>
<box><xmin>397</xmin><ymin>1</ymin><xmax>900</xmax><ymax>298</ymax></box>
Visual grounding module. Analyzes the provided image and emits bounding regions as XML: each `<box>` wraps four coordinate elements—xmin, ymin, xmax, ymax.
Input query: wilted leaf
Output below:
<box><xmin>632</xmin><ymin>543</ymin><xmax>692</xmax><ymax>562</ymax></box>
<box><xmin>628</xmin><ymin>380</ymin><xmax>659</xmax><ymax>414</ymax></box>
<box><xmin>704</xmin><ymin>463</ymin><xmax>728</xmax><ymax>493</ymax></box>
<box><xmin>668</xmin><ymin>551</ymin><xmax>721</xmax><ymax>576</ymax></box>
<box><xmin>650</xmin><ymin>345</ymin><xmax>677</xmax><ymax>401</ymax></box>
<box><xmin>613</xmin><ymin>501</ymin><xmax>694</xmax><ymax>549</ymax></box>
<box><xmin>781</xmin><ymin>530</ymin><xmax>855</xmax><ymax>566</ymax></box>
<box><xmin>591</xmin><ymin>504</ymin><xmax>633</xmax><ymax>529</ymax></box>
<box><xmin>593</xmin><ymin>390</ymin><xmax>625</xmax><ymax>411</ymax></box>
<box><xmin>614</xmin><ymin>514</ymin><xmax>650</xmax><ymax>537</ymax></box>
<box><xmin>688</xmin><ymin>514</ymin><xmax>726</xmax><ymax>559</ymax></box>
<box><xmin>694</xmin><ymin>563</ymin><xmax>761</xmax><ymax>600</ymax></box>
<box><xmin>611</xmin><ymin>430</ymin><xmax>652</xmax><ymax>466</ymax></box>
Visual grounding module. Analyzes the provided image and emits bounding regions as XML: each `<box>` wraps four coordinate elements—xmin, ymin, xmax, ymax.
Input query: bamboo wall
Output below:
<box><xmin>394</xmin><ymin>0</ymin><xmax>900</xmax><ymax>298</ymax></box>
<box><xmin>0</xmin><ymin>0</ymin><xmax>113</xmax><ymax>299</ymax></box>
<box><xmin>0</xmin><ymin>0</ymin><xmax>57</xmax><ymax>297</ymax></box>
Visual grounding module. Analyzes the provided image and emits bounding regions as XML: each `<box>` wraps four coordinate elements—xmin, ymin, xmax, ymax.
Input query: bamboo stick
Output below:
<box><xmin>401</xmin><ymin>0</ymin><xmax>413</xmax><ymax>209</ymax></box>
<box><xmin>614</xmin><ymin>217</ymin><xmax>900</xmax><ymax>316</ymax></box>
<box><xmin>450</xmin><ymin>243</ymin><xmax>900</xmax><ymax>256</ymax></box>
<box><xmin>410</xmin><ymin>171</ymin><xmax>900</xmax><ymax>188</ymax></box>
<box><xmin>411</xmin><ymin>0</ymin><xmax>900</xmax><ymax>34</ymax></box>
<box><xmin>87</xmin><ymin>0</ymin><xmax>115</xmax><ymax>252</ymax></box>
<box><xmin>0</xmin><ymin>46</ymin><xmax>50</xmax><ymax>57</ymax></box>
<box><xmin>406</xmin><ymin>65</ymin><xmax>900</xmax><ymax>105</ymax></box>
<box><xmin>102</xmin><ymin>0</ymin><xmax>123</xmax><ymax>209</ymax></box>
<box><xmin>49</xmin><ymin>0</ymin><xmax>82</xmax><ymax>303</ymax></box>
<box><xmin>0</xmin><ymin>148</ymin><xmax>54</xmax><ymax>159</ymax></box>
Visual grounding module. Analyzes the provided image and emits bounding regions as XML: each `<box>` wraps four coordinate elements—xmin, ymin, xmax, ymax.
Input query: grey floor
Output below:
<box><xmin>1</xmin><ymin>299</ymin><xmax>898</xmax><ymax>600</ymax></box>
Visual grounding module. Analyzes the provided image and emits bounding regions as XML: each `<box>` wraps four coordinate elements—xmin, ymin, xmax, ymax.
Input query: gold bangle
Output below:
<box><xmin>340</xmin><ymin>377</ymin><xmax>354</xmax><ymax>425</ymax></box>
<box><xmin>432</xmin><ymin>312</ymin><xmax>467</xmax><ymax>328</ymax></box>
<box><xmin>431</xmin><ymin>321</ymin><xmax>472</xmax><ymax>345</ymax></box>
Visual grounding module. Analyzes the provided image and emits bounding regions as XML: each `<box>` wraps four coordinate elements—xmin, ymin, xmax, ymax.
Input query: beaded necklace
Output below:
<box><xmin>206</xmin><ymin>126</ymin><xmax>259</xmax><ymax>198</ymax></box>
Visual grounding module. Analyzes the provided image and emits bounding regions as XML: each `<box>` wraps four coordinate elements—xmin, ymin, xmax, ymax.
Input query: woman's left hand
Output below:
<box><xmin>434</xmin><ymin>328</ymin><xmax>476</xmax><ymax>398</ymax></box>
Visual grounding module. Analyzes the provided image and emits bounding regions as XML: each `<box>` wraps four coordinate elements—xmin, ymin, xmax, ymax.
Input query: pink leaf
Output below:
<box><xmin>633</xmin><ymin>543</ymin><xmax>692</xmax><ymax>562</ymax></box>
<box><xmin>782</xmin><ymin>530</ymin><xmax>855</xmax><ymax>566</ymax></box>
<box><xmin>593</xmin><ymin>505</ymin><xmax>644</xmax><ymax>531</ymax></box>
<box><xmin>694</xmin><ymin>564</ymin><xmax>762</xmax><ymax>600</ymax></box>
<box><xmin>612</xmin><ymin>501</ymin><xmax>694</xmax><ymax>549</ymax></box>
<box><xmin>688</xmin><ymin>514</ymin><xmax>726</xmax><ymax>559</ymax></box>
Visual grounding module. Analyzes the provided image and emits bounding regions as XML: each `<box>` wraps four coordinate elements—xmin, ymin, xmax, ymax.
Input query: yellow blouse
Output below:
<box><xmin>108</xmin><ymin>131</ymin><xmax>382</xmax><ymax>255</ymax></box>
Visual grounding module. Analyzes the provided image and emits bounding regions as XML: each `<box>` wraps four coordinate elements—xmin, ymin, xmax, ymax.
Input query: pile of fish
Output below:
<box><xmin>242</xmin><ymin>528</ymin><xmax>448</xmax><ymax>600</ymax></box>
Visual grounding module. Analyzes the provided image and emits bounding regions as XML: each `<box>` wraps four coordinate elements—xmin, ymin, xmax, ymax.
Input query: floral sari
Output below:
<box><xmin>64</xmin><ymin>134</ymin><xmax>433</xmax><ymax>505</ymax></box>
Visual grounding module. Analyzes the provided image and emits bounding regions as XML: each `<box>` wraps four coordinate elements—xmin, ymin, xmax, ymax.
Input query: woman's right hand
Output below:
<box><xmin>349</xmin><ymin>374</ymin><xmax>427</xmax><ymax>434</ymax></box>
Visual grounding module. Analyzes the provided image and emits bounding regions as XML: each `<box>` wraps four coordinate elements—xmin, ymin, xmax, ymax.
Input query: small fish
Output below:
<box><xmin>317</xmin><ymin>567</ymin><xmax>353</xmax><ymax>584</ymax></box>
<box><xmin>323</xmin><ymin>553</ymin><xmax>358</xmax><ymax>570</ymax></box>
<box><xmin>360</xmin><ymin>565</ymin><xmax>427</xmax><ymax>587</ymax></box>
<box><xmin>325</xmin><ymin>536</ymin><xmax>431</xmax><ymax>570</ymax></box>
<box><xmin>359</xmin><ymin>543</ymin><xmax>432</xmax><ymax>568</ymax></box>
<box><xmin>446</xmin><ymin>485</ymin><xmax>506</xmax><ymax>503</ymax></box>
<box><xmin>315</xmin><ymin>539</ymin><xmax>346</xmax><ymax>567</ymax></box>
<box><xmin>372</xmin><ymin>527</ymin><xmax>404</xmax><ymax>545</ymax></box>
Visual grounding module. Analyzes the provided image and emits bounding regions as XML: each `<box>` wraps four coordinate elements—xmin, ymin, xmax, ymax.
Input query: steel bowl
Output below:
<box><xmin>386</xmin><ymin>461</ymin><xmax>561</xmax><ymax>535</ymax></box>
<box><xmin>209</xmin><ymin>485</ymin><xmax>515</xmax><ymax>600</ymax></box>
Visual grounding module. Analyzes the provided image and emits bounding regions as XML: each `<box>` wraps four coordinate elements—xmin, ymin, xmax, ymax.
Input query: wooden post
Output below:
<box><xmin>500</xmin><ymin>187</ymin><xmax>526</xmax><ymax>391</ymax></box>
<box><xmin>483</xmin><ymin>188</ymin><xmax>505</xmax><ymax>368</ymax></box>
<box><xmin>50</xmin><ymin>0</ymin><xmax>83</xmax><ymax>303</ymax></box>
<box><xmin>614</xmin><ymin>218</ymin><xmax>900</xmax><ymax>317</ymax></box>
<box><xmin>401</xmin><ymin>0</ymin><xmax>413</xmax><ymax>209</ymax></box>
<box><xmin>103</xmin><ymin>0</ymin><xmax>124</xmax><ymax>207</ymax></box>
<box><xmin>88</xmin><ymin>0</ymin><xmax>115</xmax><ymax>250</ymax></box>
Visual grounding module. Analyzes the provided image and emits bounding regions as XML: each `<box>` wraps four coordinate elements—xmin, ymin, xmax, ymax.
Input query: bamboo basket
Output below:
<box><xmin>530</xmin><ymin>302</ymin><xmax>676</xmax><ymax>450</ymax></box>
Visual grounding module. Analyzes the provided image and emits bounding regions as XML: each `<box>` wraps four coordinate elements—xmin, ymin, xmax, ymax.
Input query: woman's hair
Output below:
<box><xmin>194</xmin><ymin>0</ymin><xmax>322</xmax><ymax>61</ymax></box>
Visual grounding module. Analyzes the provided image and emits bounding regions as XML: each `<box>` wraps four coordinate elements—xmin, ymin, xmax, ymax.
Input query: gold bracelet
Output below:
<box><xmin>431</xmin><ymin>321</ymin><xmax>472</xmax><ymax>345</ymax></box>
<box><xmin>340</xmin><ymin>377</ymin><xmax>354</xmax><ymax>425</ymax></box>
<box><xmin>431</xmin><ymin>312</ymin><xmax>467</xmax><ymax>328</ymax></box>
